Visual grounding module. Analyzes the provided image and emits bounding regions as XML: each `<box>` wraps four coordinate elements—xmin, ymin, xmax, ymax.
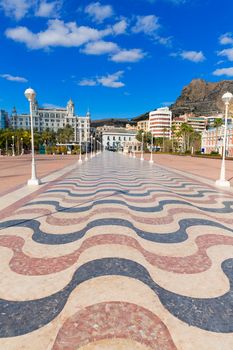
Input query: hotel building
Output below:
<box><xmin>11</xmin><ymin>99</ymin><xmax>90</xmax><ymax>143</ymax></box>
<box><xmin>149</xmin><ymin>107</ymin><xmax>172</xmax><ymax>138</ymax></box>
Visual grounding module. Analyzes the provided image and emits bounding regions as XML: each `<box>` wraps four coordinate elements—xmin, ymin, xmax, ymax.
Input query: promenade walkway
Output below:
<box><xmin>0</xmin><ymin>152</ymin><xmax>233</xmax><ymax>350</ymax></box>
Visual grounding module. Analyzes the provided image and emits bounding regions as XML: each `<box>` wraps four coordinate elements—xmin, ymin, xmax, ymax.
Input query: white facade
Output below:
<box><xmin>201</xmin><ymin>125</ymin><xmax>233</xmax><ymax>157</ymax></box>
<box><xmin>102</xmin><ymin>128</ymin><xmax>137</xmax><ymax>150</ymax></box>
<box><xmin>11</xmin><ymin>99</ymin><xmax>90</xmax><ymax>143</ymax></box>
<box><xmin>149</xmin><ymin>107</ymin><xmax>172</xmax><ymax>138</ymax></box>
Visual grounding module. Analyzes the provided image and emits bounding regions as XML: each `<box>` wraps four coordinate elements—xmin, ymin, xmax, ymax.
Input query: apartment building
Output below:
<box><xmin>149</xmin><ymin>107</ymin><xmax>172</xmax><ymax>138</ymax></box>
<box><xmin>137</xmin><ymin>119</ymin><xmax>150</xmax><ymax>132</ymax></box>
<box><xmin>202</xmin><ymin>125</ymin><xmax>233</xmax><ymax>157</ymax></box>
<box><xmin>0</xmin><ymin>110</ymin><xmax>8</xmax><ymax>129</ymax></box>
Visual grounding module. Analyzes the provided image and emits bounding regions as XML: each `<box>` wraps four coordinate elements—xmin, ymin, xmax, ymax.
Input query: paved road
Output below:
<box><xmin>141</xmin><ymin>153</ymin><xmax>233</xmax><ymax>186</ymax></box>
<box><xmin>0</xmin><ymin>154</ymin><xmax>78</xmax><ymax>196</ymax></box>
<box><xmin>0</xmin><ymin>152</ymin><xmax>233</xmax><ymax>350</ymax></box>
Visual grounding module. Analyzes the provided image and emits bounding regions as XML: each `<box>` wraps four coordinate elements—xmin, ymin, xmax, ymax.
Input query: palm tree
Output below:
<box><xmin>171</xmin><ymin>124</ymin><xmax>177</xmax><ymax>152</ymax></box>
<box><xmin>214</xmin><ymin>118</ymin><xmax>223</xmax><ymax>152</ymax></box>
<box><xmin>179</xmin><ymin>123</ymin><xmax>194</xmax><ymax>152</ymax></box>
<box><xmin>162</xmin><ymin>128</ymin><xmax>167</xmax><ymax>152</ymax></box>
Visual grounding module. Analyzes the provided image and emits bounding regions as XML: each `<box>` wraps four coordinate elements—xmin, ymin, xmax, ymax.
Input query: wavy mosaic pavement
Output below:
<box><xmin>0</xmin><ymin>152</ymin><xmax>233</xmax><ymax>349</ymax></box>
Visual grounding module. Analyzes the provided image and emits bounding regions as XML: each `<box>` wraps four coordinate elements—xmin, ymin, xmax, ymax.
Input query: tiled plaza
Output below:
<box><xmin>0</xmin><ymin>152</ymin><xmax>233</xmax><ymax>349</ymax></box>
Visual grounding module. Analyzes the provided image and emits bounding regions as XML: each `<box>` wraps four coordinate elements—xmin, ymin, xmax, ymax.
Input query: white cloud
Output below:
<box><xmin>79</xmin><ymin>71</ymin><xmax>125</xmax><ymax>88</ymax></box>
<box><xmin>81</xmin><ymin>40</ymin><xmax>145</xmax><ymax>63</ymax></box>
<box><xmin>82</xmin><ymin>40</ymin><xmax>118</xmax><ymax>55</ymax></box>
<box><xmin>0</xmin><ymin>0</ymin><xmax>33</xmax><ymax>20</ymax></box>
<box><xmin>213</xmin><ymin>67</ymin><xmax>233</xmax><ymax>77</ymax></box>
<box><xmin>6</xmin><ymin>20</ymin><xmax>102</xmax><ymax>49</ymax></box>
<box><xmin>42</xmin><ymin>103</ymin><xmax>64</xmax><ymax>108</ymax></box>
<box><xmin>79</xmin><ymin>79</ymin><xmax>97</xmax><ymax>86</ymax></box>
<box><xmin>219</xmin><ymin>33</ymin><xmax>233</xmax><ymax>45</ymax></box>
<box><xmin>5</xmin><ymin>18</ymin><xmax>128</xmax><ymax>50</ymax></box>
<box><xmin>97</xmin><ymin>71</ymin><xmax>124</xmax><ymax>88</ymax></box>
<box><xmin>112</xmin><ymin>19</ymin><xmax>128</xmax><ymax>35</ymax></box>
<box><xmin>0</xmin><ymin>0</ymin><xmax>62</xmax><ymax>20</ymax></box>
<box><xmin>132</xmin><ymin>15</ymin><xmax>160</xmax><ymax>35</ymax></box>
<box><xmin>0</xmin><ymin>73</ymin><xmax>28</xmax><ymax>82</ymax></box>
<box><xmin>157</xmin><ymin>35</ymin><xmax>172</xmax><ymax>46</ymax></box>
<box><xmin>85</xmin><ymin>2</ymin><xmax>113</xmax><ymax>23</ymax></box>
<box><xmin>111</xmin><ymin>48</ymin><xmax>145</xmax><ymax>62</ymax></box>
<box><xmin>218</xmin><ymin>48</ymin><xmax>233</xmax><ymax>61</ymax></box>
<box><xmin>180</xmin><ymin>50</ymin><xmax>205</xmax><ymax>62</ymax></box>
<box><xmin>35</xmin><ymin>1</ymin><xmax>62</xmax><ymax>18</ymax></box>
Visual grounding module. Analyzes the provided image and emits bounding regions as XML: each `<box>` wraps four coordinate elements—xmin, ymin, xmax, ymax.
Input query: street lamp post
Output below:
<box><xmin>149</xmin><ymin>133</ymin><xmax>153</xmax><ymax>163</ymax></box>
<box><xmin>140</xmin><ymin>132</ymin><xmax>144</xmax><ymax>161</ymax></box>
<box><xmin>21</xmin><ymin>138</ymin><xmax>24</xmax><ymax>155</ymax></box>
<box><xmin>78</xmin><ymin>125</ymin><xmax>82</xmax><ymax>163</ymax></box>
<box><xmin>6</xmin><ymin>137</ymin><xmax>8</xmax><ymax>156</ymax></box>
<box><xmin>93</xmin><ymin>137</ymin><xmax>96</xmax><ymax>156</ymax></box>
<box><xmin>96</xmin><ymin>140</ymin><xmax>98</xmax><ymax>154</ymax></box>
<box><xmin>133</xmin><ymin>145</ymin><xmax>136</xmax><ymax>158</ymax></box>
<box><xmin>24</xmin><ymin>88</ymin><xmax>40</xmax><ymax>186</ymax></box>
<box><xmin>215</xmin><ymin>91</ymin><xmax>233</xmax><ymax>188</ymax></box>
<box><xmin>12</xmin><ymin>135</ymin><xmax>15</xmax><ymax>156</ymax></box>
<box><xmin>98</xmin><ymin>140</ymin><xmax>102</xmax><ymax>154</ymax></box>
<box><xmin>85</xmin><ymin>139</ymin><xmax>88</xmax><ymax>161</ymax></box>
<box><xmin>90</xmin><ymin>135</ymin><xmax>93</xmax><ymax>158</ymax></box>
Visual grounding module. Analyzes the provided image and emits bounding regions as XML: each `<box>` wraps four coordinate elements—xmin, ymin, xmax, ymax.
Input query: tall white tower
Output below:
<box><xmin>67</xmin><ymin>98</ymin><xmax>75</xmax><ymax>116</ymax></box>
<box><xmin>86</xmin><ymin>109</ymin><xmax>91</xmax><ymax>119</ymax></box>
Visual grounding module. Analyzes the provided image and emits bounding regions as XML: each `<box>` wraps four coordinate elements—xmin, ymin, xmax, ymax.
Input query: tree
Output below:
<box><xmin>41</xmin><ymin>128</ymin><xmax>56</xmax><ymax>146</ymax></box>
<box><xmin>57</xmin><ymin>125</ymin><xmax>74</xmax><ymax>143</ymax></box>
<box><xmin>179</xmin><ymin>123</ymin><xmax>194</xmax><ymax>152</ymax></box>
<box><xmin>162</xmin><ymin>128</ymin><xmax>168</xmax><ymax>152</ymax></box>
<box><xmin>214</xmin><ymin>118</ymin><xmax>223</xmax><ymax>151</ymax></box>
<box><xmin>136</xmin><ymin>130</ymin><xmax>153</xmax><ymax>151</ymax></box>
<box><xmin>171</xmin><ymin>124</ymin><xmax>177</xmax><ymax>152</ymax></box>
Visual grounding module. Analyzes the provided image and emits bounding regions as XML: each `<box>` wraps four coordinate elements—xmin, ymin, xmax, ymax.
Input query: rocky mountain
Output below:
<box><xmin>132</xmin><ymin>111</ymin><xmax>150</xmax><ymax>122</ymax></box>
<box><xmin>171</xmin><ymin>79</ymin><xmax>233</xmax><ymax>116</ymax></box>
<box><xmin>91</xmin><ymin>118</ymin><xmax>135</xmax><ymax>128</ymax></box>
<box><xmin>133</xmin><ymin>79</ymin><xmax>233</xmax><ymax>121</ymax></box>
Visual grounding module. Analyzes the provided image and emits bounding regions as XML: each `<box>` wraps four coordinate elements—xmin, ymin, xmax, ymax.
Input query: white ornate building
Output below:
<box><xmin>11</xmin><ymin>99</ymin><xmax>90</xmax><ymax>143</ymax></box>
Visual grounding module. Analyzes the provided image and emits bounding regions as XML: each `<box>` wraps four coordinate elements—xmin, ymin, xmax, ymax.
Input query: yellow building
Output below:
<box><xmin>137</xmin><ymin>119</ymin><xmax>149</xmax><ymax>132</ymax></box>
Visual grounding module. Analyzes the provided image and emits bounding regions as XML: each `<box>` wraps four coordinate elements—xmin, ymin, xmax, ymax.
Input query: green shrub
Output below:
<box><xmin>210</xmin><ymin>151</ymin><xmax>219</xmax><ymax>155</ymax></box>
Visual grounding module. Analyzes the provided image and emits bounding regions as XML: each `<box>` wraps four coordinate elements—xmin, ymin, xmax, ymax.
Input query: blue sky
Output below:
<box><xmin>0</xmin><ymin>0</ymin><xmax>233</xmax><ymax>119</ymax></box>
